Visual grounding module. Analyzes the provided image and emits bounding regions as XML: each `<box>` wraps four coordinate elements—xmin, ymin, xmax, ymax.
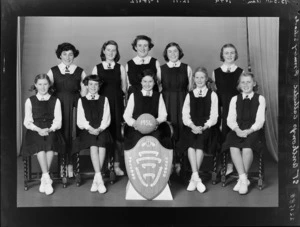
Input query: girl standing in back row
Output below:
<box><xmin>92</xmin><ymin>40</ymin><xmax>127</xmax><ymax>176</ymax></box>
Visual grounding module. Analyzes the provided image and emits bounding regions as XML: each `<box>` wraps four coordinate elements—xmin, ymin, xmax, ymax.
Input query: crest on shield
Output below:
<box><xmin>125</xmin><ymin>136</ymin><xmax>173</xmax><ymax>200</ymax></box>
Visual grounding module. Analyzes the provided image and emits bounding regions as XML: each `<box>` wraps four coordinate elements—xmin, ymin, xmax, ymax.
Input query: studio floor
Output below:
<box><xmin>17</xmin><ymin>154</ymin><xmax>278</xmax><ymax>207</ymax></box>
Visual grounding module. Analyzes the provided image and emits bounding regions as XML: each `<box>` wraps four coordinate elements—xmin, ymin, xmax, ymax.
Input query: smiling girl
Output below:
<box><xmin>212</xmin><ymin>43</ymin><xmax>244</xmax><ymax>175</ymax></box>
<box><xmin>21</xmin><ymin>74</ymin><xmax>65</xmax><ymax>195</ymax></box>
<box><xmin>75</xmin><ymin>74</ymin><xmax>112</xmax><ymax>194</ymax></box>
<box><xmin>126</xmin><ymin>35</ymin><xmax>161</xmax><ymax>97</ymax></box>
<box><xmin>160</xmin><ymin>42</ymin><xmax>193</xmax><ymax>175</ymax></box>
<box><xmin>179</xmin><ymin>67</ymin><xmax>218</xmax><ymax>193</ymax></box>
<box><xmin>123</xmin><ymin>69</ymin><xmax>171</xmax><ymax>151</ymax></box>
<box><xmin>222</xmin><ymin>72</ymin><xmax>266</xmax><ymax>195</ymax></box>
<box><xmin>92</xmin><ymin>40</ymin><xmax>127</xmax><ymax>176</ymax></box>
<box><xmin>47</xmin><ymin>43</ymin><xmax>88</xmax><ymax>178</ymax></box>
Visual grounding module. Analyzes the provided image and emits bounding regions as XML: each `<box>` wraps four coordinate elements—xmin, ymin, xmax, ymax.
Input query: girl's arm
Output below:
<box><xmin>156</xmin><ymin>94</ymin><xmax>167</xmax><ymax>124</ymax></box>
<box><xmin>120</xmin><ymin>64</ymin><xmax>128</xmax><ymax>95</ymax></box>
<box><xmin>49</xmin><ymin>98</ymin><xmax>62</xmax><ymax>132</ymax></box>
<box><xmin>47</xmin><ymin>69</ymin><xmax>54</xmax><ymax>84</ymax></box>
<box><xmin>76</xmin><ymin>98</ymin><xmax>91</xmax><ymax>130</ymax></box>
<box><xmin>80</xmin><ymin>71</ymin><xmax>88</xmax><ymax>97</ymax></box>
<box><xmin>23</xmin><ymin>98</ymin><xmax>48</xmax><ymax>136</ymax></box>
<box><xmin>182</xmin><ymin>93</ymin><xmax>200</xmax><ymax>133</ymax></box>
<box><xmin>156</xmin><ymin>60</ymin><xmax>162</xmax><ymax>92</ymax></box>
<box><xmin>246</xmin><ymin>95</ymin><xmax>266</xmax><ymax>135</ymax></box>
<box><xmin>123</xmin><ymin>93</ymin><xmax>136</xmax><ymax>127</ymax></box>
<box><xmin>98</xmin><ymin>97</ymin><xmax>111</xmax><ymax>132</ymax></box>
<box><xmin>227</xmin><ymin>96</ymin><xmax>247</xmax><ymax>137</ymax></box>
<box><xmin>187</xmin><ymin>65</ymin><xmax>193</xmax><ymax>91</ymax></box>
<box><xmin>125</xmin><ymin>63</ymin><xmax>131</xmax><ymax>90</ymax></box>
<box><xmin>203</xmin><ymin>91</ymin><xmax>219</xmax><ymax>130</ymax></box>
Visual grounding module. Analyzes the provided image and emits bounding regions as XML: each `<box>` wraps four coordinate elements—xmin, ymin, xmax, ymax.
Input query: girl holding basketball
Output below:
<box><xmin>123</xmin><ymin>69</ymin><xmax>171</xmax><ymax>151</ymax></box>
<box><xmin>75</xmin><ymin>74</ymin><xmax>112</xmax><ymax>194</ymax></box>
<box><xmin>180</xmin><ymin>67</ymin><xmax>218</xmax><ymax>193</ymax></box>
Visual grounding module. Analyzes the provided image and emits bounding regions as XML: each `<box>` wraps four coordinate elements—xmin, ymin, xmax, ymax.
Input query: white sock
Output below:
<box><xmin>192</xmin><ymin>172</ymin><xmax>200</xmax><ymax>180</ymax></box>
<box><xmin>239</xmin><ymin>173</ymin><xmax>247</xmax><ymax>181</ymax></box>
<box><xmin>42</xmin><ymin>172</ymin><xmax>50</xmax><ymax>178</ymax></box>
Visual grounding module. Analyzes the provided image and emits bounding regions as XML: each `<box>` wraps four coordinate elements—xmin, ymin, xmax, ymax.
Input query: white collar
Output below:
<box><xmin>36</xmin><ymin>93</ymin><xmax>50</xmax><ymax>100</ymax></box>
<box><xmin>102</xmin><ymin>61</ymin><xmax>115</xmax><ymax>69</ymax></box>
<box><xmin>86</xmin><ymin>93</ymin><xmax>99</xmax><ymax>100</ymax></box>
<box><xmin>141</xmin><ymin>89</ymin><xmax>153</xmax><ymax>96</ymax></box>
<box><xmin>221</xmin><ymin>64</ymin><xmax>237</xmax><ymax>73</ymax></box>
<box><xmin>167</xmin><ymin>60</ymin><xmax>181</xmax><ymax>68</ymax></box>
<box><xmin>133</xmin><ymin>56</ymin><xmax>151</xmax><ymax>65</ymax></box>
<box><xmin>193</xmin><ymin>86</ymin><xmax>208</xmax><ymax>97</ymax></box>
<box><xmin>242</xmin><ymin>92</ymin><xmax>254</xmax><ymax>99</ymax></box>
<box><xmin>58</xmin><ymin>62</ymin><xmax>76</xmax><ymax>73</ymax></box>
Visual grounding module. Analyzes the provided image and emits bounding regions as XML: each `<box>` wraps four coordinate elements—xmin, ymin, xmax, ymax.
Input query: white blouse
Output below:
<box><xmin>23</xmin><ymin>93</ymin><xmax>62</xmax><ymax>132</ymax></box>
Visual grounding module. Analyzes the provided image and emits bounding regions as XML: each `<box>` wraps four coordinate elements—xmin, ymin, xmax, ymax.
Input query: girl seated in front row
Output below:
<box><xmin>222</xmin><ymin>72</ymin><xmax>266</xmax><ymax>195</ymax></box>
<box><xmin>123</xmin><ymin>68</ymin><xmax>172</xmax><ymax>150</ymax></box>
<box><xmin>179</xmin><ymin>67</ymin><xmax>218</xmax><ymax>193</ymax></box>
<box><xmin>76</xmin><ymin>74</ymin><xmax>112</xmax><ymax>194</ymax></box>
<box><xmin>22</xmin><ymin>74</ymin><xmax>65</xmax><ymax>195</ymax></box>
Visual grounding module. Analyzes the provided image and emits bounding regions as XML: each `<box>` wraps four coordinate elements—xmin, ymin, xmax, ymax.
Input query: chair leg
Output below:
<box><xmin>61</xmin><ymin>154</ymin><xmax>67</xmax><ymax>188</ymax></box>
<box><xmin>23</xmin><ymin>156</ymin><xmax>28</xmax><ymax>191</ymax></box>
<box><xmin>109</xmin><ymin>154</ymin><xmax>116</xmax><ymax>184</ymax></box>
<box><xmin>74</xmin><ymin>152</ymin><xmax>81</xmax><ymax>186</ymax></box>
<box><xmin>211</xmin><ymin>154</ymin><xmax>217</xmax><ymax>185</ymax></box>
<box><xmin>258</xmin><ymin>152</ymin><xmax>264</xmax><ymax>190</ymax></box>
<box><xmin>221</xmin><ymin>152</ymin><xmax>227</xmax><ymax>187</ymax></box>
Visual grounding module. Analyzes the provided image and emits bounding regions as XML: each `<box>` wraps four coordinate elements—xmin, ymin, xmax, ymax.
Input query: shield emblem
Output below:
<box><xmin>125</xmin><ymin>136</ymin><xmax>173</xmax><ymax>200</ymax></box>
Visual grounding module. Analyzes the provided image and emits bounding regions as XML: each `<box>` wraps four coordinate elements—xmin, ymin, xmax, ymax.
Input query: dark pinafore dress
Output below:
<box><xmin>214</xmin><ymin>67</ymin><xmax>243</xmax><ymax>142</ymax></box>
<box><xmin>222</xmin><ymin>93</ymin><xmax>263</xmax><ymax>152</ymax></box>
<box><xmin>51</xmin><ymin>66</ymin><xmax>83</xmax><ymax>158</ymax></box>
<box><xmin>127</xmin><ymin>57</ymin><xmax>158</xmax><ymax>97</ymax></box>
<box><xmin>178</xmin><ymin>90</ymin><xmax>216</xmax><ymax>154</ymax></box>
<box><xmin>72</xmin><ymin>96</ymin><xmax>112</xmax><ymax>155</ymax></box>
<box><xmin>161</xmin><ymin>63</ymin><xmax>189</xmax><ymax>154</ymax></box>
<box><xmin>21</xmin><ymin>96</ymin><xmax>65</xmax><ymax>156</ymax></box>
<box><xmin>124</xmin><ymin>91</ymin><xmax>172</xmax><ymax>150</ymax></box>
<box><xmin>96</xmin><ymin>63</ymin><xmax>124</xmax><ymax>142</ymax></box>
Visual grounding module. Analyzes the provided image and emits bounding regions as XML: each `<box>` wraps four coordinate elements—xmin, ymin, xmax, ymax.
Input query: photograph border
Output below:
<box><xmin>1</xmin><ymin>0</ymin><xmax>299</xmax><ymax>226</ymax></box>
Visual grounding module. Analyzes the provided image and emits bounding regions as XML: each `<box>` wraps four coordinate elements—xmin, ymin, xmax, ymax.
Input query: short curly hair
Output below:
<box><xmin>131</xmin><ymin>35</ymin><xmax>154</xmax><ymax>52</ymax></box>
<box><xmin>220</xmin><ymin>43</ymin><xmax>238</xmax><ymax>62</ymax></box>
<box><xmin>163</xmin><ymin>42</ymin><xmax>184</xmax><ymax>62</ymax></box>
<box><xmin>139</xmin><ymin>68</ymin><xmax>157</xmax><ymax>83</ymax></box>
<box><xmin>55</xmin><ymin>42</ymin><xmax>79</xmax><ymax>59</ymax></box>
<box><xmin>100</xmin><ymin>40</ymin><xmax>120</xmax><ymax>62</ymax></box>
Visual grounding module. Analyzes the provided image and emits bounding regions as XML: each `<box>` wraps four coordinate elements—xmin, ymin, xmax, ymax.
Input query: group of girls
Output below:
<box><xmin>21</xmin><ymin>35</ymin><xmax>266</xmax><ymax>196</ymax></box>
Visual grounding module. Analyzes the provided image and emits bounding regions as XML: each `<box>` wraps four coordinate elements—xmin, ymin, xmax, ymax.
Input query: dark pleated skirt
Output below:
<box><xmin>21</xmin><ymin>130</ymin><xmax>65</xmax><ymax>157</ymax></box>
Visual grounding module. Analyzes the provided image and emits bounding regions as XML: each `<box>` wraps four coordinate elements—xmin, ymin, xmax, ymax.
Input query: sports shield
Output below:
<box><xmin>125</xmin><ymin>136</ymin><xmax>173</xmax><ymax>200</ymax></box>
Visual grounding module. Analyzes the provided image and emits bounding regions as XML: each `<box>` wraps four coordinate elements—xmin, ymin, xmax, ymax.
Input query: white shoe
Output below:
<box><xmin>195</xmin><ymin>179</ymin><xmax>206</xmax><ymax>193</ymax></box>
<box><xmin>98</xmin><ymin>182</ymin><xmax>107</xmax><ymax>194</ymax></box>
<box><xmin>90</xmin><ymin>180</ymin><xmax>98</xmax><ymax>192</ymax></box>
<box><xmin>39</xmin><ymin>177</ymin><xmax>46</xmax><ymax>193</ymax></box>
<box><xmin>233</xmin><ymin>179</ymin><xmax>250</xmax><ymax>192</ymax></box>
<box><xmin>175</xmin><ymin>163</ymin><xmax>181</xmax><ymax>176</ymax></box>
<box><xmin>187</xmin><ymin>180</ymin><xmax>197</xmax><ymax>191</ymax></box>
<box><xmin>44</xmin><ymin>176</ymin><xmax>54</xmax><ymax>195</ymax></box>
<box><xmin>68</xmin><ymin>164</ymin><xmax>74</xmax><ymax>178</ymax></box>
<box><xmin>225</xmin><ymin>163</ymin><xmax>234</xmax><ymax>176</ymax></box>
<box><xmin>114</xmin><ymin>166</ymin><xmax>124</xmax><ymax>176</ymax></box>
<box><xmin>238</xmin><ymin>179</ymin><xmax>249</xmax><ymax>195</ymax></box>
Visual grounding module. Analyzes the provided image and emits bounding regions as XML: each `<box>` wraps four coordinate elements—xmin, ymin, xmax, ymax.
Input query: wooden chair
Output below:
<box><xmin>23</xmin><ymin>153</ymin><xmax>67</xmax><ymax>190</ymax></box>
<box><xmin>179</xmin><ymin>125</ymin><xmax>222</xmax><ymax>185</ymax></box>
<box><xmin>73</xmin><ymin>147</ymin><xmax>116</xmax><ymax>187</ymax></box>
<box><xmin>220</xmin><ymin>128</ymin><xmax>267</xmax><ymax>190</ymax></box>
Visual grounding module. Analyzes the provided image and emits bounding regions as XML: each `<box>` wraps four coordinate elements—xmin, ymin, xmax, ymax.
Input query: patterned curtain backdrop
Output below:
<box><xmin>248</xmin><ymin>17</ymin><xmax>279</xmax><ymax>162</ymax></box>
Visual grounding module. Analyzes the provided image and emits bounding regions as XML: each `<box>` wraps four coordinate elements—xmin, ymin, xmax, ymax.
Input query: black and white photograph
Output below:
<box><xmin>1</xmin><ymin>0</ymin><xmax>299</xmax><ymax>226</ymax></box>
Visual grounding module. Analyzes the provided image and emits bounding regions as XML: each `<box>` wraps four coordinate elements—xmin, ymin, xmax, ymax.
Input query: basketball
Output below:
<box><xmin>135</xmin><ymin>113</ymin><xmax>157</xmax><ymax>134</ymax></box>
